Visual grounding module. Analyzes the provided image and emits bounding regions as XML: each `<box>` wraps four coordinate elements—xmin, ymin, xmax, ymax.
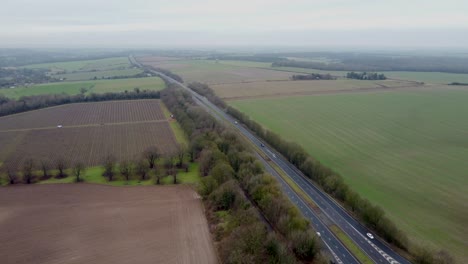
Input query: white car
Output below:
<box><xmin>367</xmin><ymin>233</ymin><xmax>374</xmax><ymax>239</ymax></box>
<box><xmin>57</xmin><ymin>125</ymin><xmax>63</xmax><ymax>128</ymax></box>
<box><xmin>316</xmin><ymin>232</ymin><xmax>321</xmax><ymax>237</ymax></box>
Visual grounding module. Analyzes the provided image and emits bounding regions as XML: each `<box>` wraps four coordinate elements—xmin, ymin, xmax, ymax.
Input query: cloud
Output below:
<box><xmin>0</xmin><ymin>0</ymin><xmax>467</xmax><ymax>47</ymax></box>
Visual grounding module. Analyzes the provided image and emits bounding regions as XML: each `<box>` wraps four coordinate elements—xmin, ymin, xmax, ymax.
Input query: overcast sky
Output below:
<box><xmin>1</xmin><ymin>0</ymin><xmax>468</xmax><ymax>49</ymax></box>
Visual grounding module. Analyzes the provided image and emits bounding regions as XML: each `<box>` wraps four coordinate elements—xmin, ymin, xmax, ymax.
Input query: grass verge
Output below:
<box><xmin>37</xmin><ymin>163</ymin><xmax>200</xmax><ymax>186</ymax></box>
<box><xmin>329</xmin><ymin>224</ymin><xmax>374</xmax><ymax>264</ymax></box>
<box><xmin>160</xmin><ymin>101</ymin><xmax>189</xmax><ymax>146</ymax></box>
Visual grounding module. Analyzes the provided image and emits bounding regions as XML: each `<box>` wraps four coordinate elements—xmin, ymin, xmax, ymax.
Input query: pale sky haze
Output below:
<box><xmin>1</xmin><ymin>0</ymin><xmax>467</xmax><ymax>48</ymax></box>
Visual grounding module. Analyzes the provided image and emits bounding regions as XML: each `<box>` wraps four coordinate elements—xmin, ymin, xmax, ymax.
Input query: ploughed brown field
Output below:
<box><xmin>0</xmin><ymin>100</ymin><xmax>178</xmax><ymax>168</ymax></box>
<box><xmin>0</xmin><ymin>184</ymin><xmax>217</xmax><ymax>264</ymax></box>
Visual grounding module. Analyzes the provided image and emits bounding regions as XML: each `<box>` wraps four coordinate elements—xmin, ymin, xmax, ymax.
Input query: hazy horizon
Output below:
<box><xmin>1</xmin><ymin>0</ymin><xmax>468</xmax><ymax>49</ymax></box>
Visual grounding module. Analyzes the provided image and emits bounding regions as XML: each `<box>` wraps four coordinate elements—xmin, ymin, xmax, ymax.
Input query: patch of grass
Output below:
<box><xmin>329</xmin><ymin>225</ymin><xmax>373</xmax><ymax>264</ymax></box>
<box><xmin>160</xmin><ymin>101</ymin><xmax>189</xmax><ymax>146</ymax></box>
<box><xmin>231</xmin><ymin>90</ymin><xmax>468</xmax><ymax>261</ymax></box>
<box><xmin>161</xmin><ymin>163</ymin><xmax>200</xmax><ymax>185</ymax></box>
<box><xmin>39</xmin><ymin>163</ymin><xmax>200</xmax><ymax>187</ymax></box>
<box><xmin>0</xmin><ymin>77</ymin><xmax>165</xmax><ymax>99</ymax></box>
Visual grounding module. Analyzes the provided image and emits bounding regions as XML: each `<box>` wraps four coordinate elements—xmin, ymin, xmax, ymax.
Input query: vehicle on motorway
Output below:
<box><xmin>260</xmin><ymin>143</ymin><xmax>265</xmax><ymax>147</ymax></box>
<box><xmin>316</xmin><ymin>232</ymin><xmax>321</xmax><ymax>237</ymax></box>
<box><xmin>367</xmin><ymin>233</ymin><xmax>374</xmax><ymax>239</ymax></box>
<box><xmin>234</xmin><ymin>121</ymin><xmax>238</xmax><ymax>124</ymax></box>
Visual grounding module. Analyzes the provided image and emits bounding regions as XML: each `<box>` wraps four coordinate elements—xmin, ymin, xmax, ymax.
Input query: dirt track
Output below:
<box><xmin>0</xmin><ymin>184</ymin><xmax>217</xmax><ymax>264</ymax></box>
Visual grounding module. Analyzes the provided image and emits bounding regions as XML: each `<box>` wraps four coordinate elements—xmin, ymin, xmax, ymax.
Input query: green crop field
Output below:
<box><xmin>24</xmin><ymin>57</ymin><xmax>131</xmax><ymax>72</ymax></box>
<box><xmin>0</xmin><ymin>77</ymin><xmax>165</xmax><ymax>98</ymax></box>
<box><xmin>53</xmin><ymin>68</ymin><xmax>143</xmax><ymax>81</ymax></box>
<box><xmin>231</xmin><ymin>89</ymin><xmax>468</xmax><ymax>262</ymax></box>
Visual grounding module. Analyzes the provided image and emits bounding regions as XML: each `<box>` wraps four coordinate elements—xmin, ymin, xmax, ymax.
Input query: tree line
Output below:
<box><xmin>2</xmin><ymin>143</ymin><xmax>188</xmax><ymax>186</ymax></box>
<box><xmin>346</xmin><ymin>72</ymin><xmax>386</xmax><ymax>80</ymax></box>
<box><xmin>291</xmin><ymin>73</ymin><xmax>336</xmax><ymax>80</ymax></box>
<box><xmin>0</xmin><ymin>89</ymin><xmax>161</xmax><ymax>117</ymax></box>
<box><xmin>187</xmin><ymin>82</ymin><xmax>455</xmax><ymax>264</ymax></box>
<box><xmin>161</xmin><ymin>86</ymin><xmax>326</xmax><ymax>263</ymax></box>
<box><xmin>148</xmin><ymin>67</ymin><xmax>184</xmax><ymax>83</ymax></box>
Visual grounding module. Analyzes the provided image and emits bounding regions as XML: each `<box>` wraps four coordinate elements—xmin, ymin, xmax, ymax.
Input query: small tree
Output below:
<box><xmin>73</xmin><ymin>162</ymin><xmax>85</xmax><ymax>182</ymax></box>
<box><xmin>119</xmin><ymin>160</ymin><xmax>132</xmax><ymax>181</ymax></box>
<box><xmin>102</xmin><ymin>155</ymin><xmax>116</xmax><ymax>181</ymax></box>
<box><xmin>155</xmin><ymin>166</ymin><xmax>164</xmax><ymax>185</ymax></box>
<box><xmin>175</xmin><ymin>144</ymin><xmax>186</xmax><ymax>168</ymax></box>
<box><xmin>40</xmin><ymin>160</ymin><xmax>50</xmax><ymax>180</ymax></box>
<box><xmin>135</xmin><ymin>159</ymin><xmax>149</xmax><ymax>180</ymax></box>
<box><xmin>143</xmin><ymin>146</ymin><xmax>159</xmax><ymax>169</ymax></box>
<box><xmin>4</xmin><ymin>163</ymin><xmax>17</xmax><ymax>184</ymax></box>
<box><xmin>22</xmin><ymin>158</ymin><xmax>34</xmax><ymax>184</ymax></box>
<box><xmin>55</xmin><ymin>158</ymin><xmax>67</xmax><ymax>178</ymax></box>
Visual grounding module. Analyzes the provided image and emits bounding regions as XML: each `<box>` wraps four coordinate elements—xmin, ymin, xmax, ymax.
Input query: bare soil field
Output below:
<box><xmin>0</xmin><ymin>100</ymin><xmax>166</xmax><ymax>131</ymax></box>
<box><xmin>0</xmin><ymin>184</ymin><xmax>217</xmax><ymax>264</ymax></box>
<box><xmin>138</xmin><ymin>57</ymin><xmax>292</xmax><ymax>85</ymax></box>
<box><xmin>0</xmin><ymin>100</ymin><xmax>178</xmax><ymax>168</ymax></box>
<box><xmin>212</xmin><ymin>79</ymin><xmax>425</xmax><ymax>100</ymax></box>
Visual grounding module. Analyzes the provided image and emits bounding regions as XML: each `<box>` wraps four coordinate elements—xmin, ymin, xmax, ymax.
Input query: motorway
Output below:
<box><xmin>135</xmin><ymin>58</ymin><xmax>412</xmax><ymax>264</ymax></box>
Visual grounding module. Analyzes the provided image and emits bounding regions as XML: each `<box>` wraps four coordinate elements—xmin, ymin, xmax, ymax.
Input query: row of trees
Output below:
<box><xmin>346</xmin><ymin>71</ymin><xmax>386</xmax><ymax>80</ymax></box>
<box><xmin>161</xmin><ymin>86</ymin><xmax>324</xmax><ymax>263</ymax></box>
<box><xmin>291</xmin><ymin>73</ymin><xmax>336</xmax><ymax>80</ymax></box>
<box><xmin>2</xmin><ymin>144</ymin><xmax>187</xmax><ymax>185</ymax></box>
<box><xmin>3</xmin><ymin>158</ymin><xmax>85</xmax><ymax>184</ymax></box>
<box><xmin>0</xmin><ymin>89</ymin><xmax>161</xmax><ymax>117</ymax></box>
<box><xmin>149</xmin><ymin>67</ymin><xmax>184</xmax><ymax>83</ymax></box>
<box><xmin>188</xmin><ymin>82</ymin><xmax>454</xmax><ymax>264</ymax></box>
<box><xmin>188</xmin><ymin>82</ymin><xmax>227</xmax><ymax>108</ymax></box>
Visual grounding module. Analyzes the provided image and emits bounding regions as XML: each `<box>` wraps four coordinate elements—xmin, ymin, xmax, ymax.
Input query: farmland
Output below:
<box><xmin>212</xmin><ymin>79</ymin><xmax>420</xmax><ymax>100</ymax></box>
<box><xmin>206</xmin><ymin>59</ymin><xmax>468</xmax><ymax>84</ymax></box>
<box><xmin>24</xmin><ymin>57</ymin><xmax>134</xmax><ymax>73</ymax></box>
<box><xmin>138</xmin><ymin>57</ymin><xmax>292</xmax><ymax>84</ymax></box>
<box><xmin>0</xmin><ymin>77</ymin><xmax>165</xmax><ymax>99</ymax></box>
<box><xmin>230</xmin><ymin>89</ymin><xmax>468</xmax><ymax>262</ymax></box>
<box><xmin>0</xmin><ymin>100</ymin><xmax>178</xmax><ymax>168</ymax></box>
<box><xmin>0</xmin><ymin>184</ymin><xmax>217</xmax><ymax>264</ymax></box>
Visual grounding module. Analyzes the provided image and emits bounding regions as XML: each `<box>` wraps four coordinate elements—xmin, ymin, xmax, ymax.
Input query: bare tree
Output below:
<box><xmin>169</xmin><ymin>153</ymin><xmax>178</xmax><ymax>184</ymax></box>
<box><xmin>119</xmin><ymin>160</ymin><xmax>133</xmax><ymax>181</ymax></box>
<box><xmin>143</xmin><ymin>146</ymin><xmax>159</xmax><ymax>169</ymax></box>
<box><xmin>22</xmin><ymin>158</ymin><xmax>34</xmax><ymax>184</ymax></box>
<box><xmin>40</xmin><ymin>160</ymin><xmax>50</xmax><ymax>180</ymax></box>
<box><xmin>135</xmin><ymin>159</ymin><xmax>149</xmax><ymax>181</ymax></box>
<box><xmin>154</xmin><ymin>165</ymin><xmax>163</xmax><ymax>185</ymax></box>
<box><xmin>73</xmin><ymin>162</ymin><xmax>85</xmax><ymax>182</ymax></box>
<box><xmin>102</xmin><ymin>155</ymin><xmax>116</xmax><ymax>181</ymax></box>
<box><xmin>176</xmin><ymin>144</ymin><xmax>186</xmax><ymax>168</ymax></box>
<box><xmin>4</xmin><ymin>163</ymin><xmax>17</xmax><ymax>184</ymax></box>
<box><xmin>55</xmin><ymin>158</ymin><xmax>67</xmax><ymax>178</ymax></box>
